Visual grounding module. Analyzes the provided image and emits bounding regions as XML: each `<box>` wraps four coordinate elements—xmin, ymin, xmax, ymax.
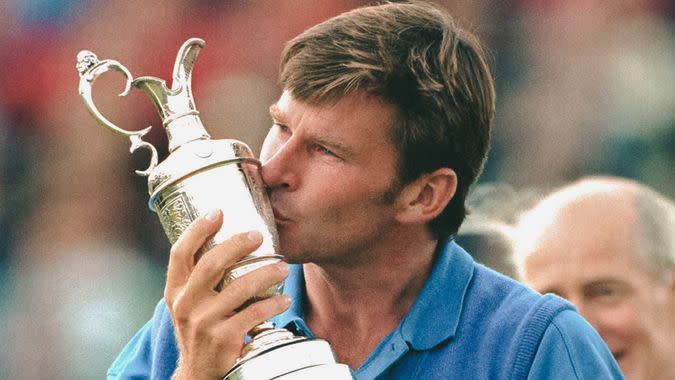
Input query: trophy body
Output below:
<box><xmin>77</xmin><ymin>38</ymin><xmax>352</xmax><ymax>379</ymax></box>
<box><xmin>148</xmin><ymin>138</ymin><xmax>281</xmax><ymax>294</ymax></box>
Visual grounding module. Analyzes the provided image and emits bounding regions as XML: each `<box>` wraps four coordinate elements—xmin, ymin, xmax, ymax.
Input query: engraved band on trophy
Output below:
<box><xmin>77</xmin><ymin>38</ymin><xmax>353</xmax><ymax>379</ymax></box>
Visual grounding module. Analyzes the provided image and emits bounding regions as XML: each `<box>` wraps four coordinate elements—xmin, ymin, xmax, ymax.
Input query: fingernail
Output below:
<box><xmin>247</xmin><ymin>230</ymin><xmax>263</xmax><ymax>242</ymax></box>
<box><xmin>282</xmin><ymin>295</ymin><xmax>292</xmax><ymax>307</ymax></box>
<box><xmin>205</xmin><ymin>209</ymin><xmax>221</xmax><ymax>222</ymax></box>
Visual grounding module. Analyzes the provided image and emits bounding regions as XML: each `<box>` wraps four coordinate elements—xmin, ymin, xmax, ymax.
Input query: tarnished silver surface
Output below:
<box><xmin>77</xmin><ymin>38</ymin><xmax>353</xmax><ymax>380</ymax></box>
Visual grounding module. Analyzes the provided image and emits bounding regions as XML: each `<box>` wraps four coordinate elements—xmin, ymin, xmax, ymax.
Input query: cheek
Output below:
<box><xmin>306</xmin><ymin>187</ymin><xmax>353</xmax><ymax>218</ymax></box>
<box><xmin>303</xmin><ymin>184</ymin><xmax>378</xmax><ymax>223</ymax></box>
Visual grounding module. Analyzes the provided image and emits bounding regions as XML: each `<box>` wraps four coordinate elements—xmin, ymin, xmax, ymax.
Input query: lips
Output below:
<box><xmin>271</xmin><ymin>206</ymin><xmax>291</xmax><ymax>225</ymax></box>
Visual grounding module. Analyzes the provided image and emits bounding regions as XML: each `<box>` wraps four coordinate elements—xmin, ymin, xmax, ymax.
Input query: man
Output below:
<box><xmin>108</xmin><ymin>3</ymin><xmax>621</xmax><ymax>379</ymax></box>
<box><xmin>515</xmin><ymin>177</ymin><xmax>675</xmax><ymax>379</ymax></box>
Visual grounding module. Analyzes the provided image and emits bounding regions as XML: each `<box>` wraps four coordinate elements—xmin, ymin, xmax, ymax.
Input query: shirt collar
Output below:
<box><xmin>271</xmin><ymin>239</ymin><xmax>475</xmax><ymax>350</ymax></box>
<box><xmin>400</xmin><ymin>239</ymin><xmax>475</xmax><ymax>350</ymax></box>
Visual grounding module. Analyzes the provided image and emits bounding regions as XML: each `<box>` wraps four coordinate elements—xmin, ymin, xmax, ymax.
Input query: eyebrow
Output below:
<box><xmin>269</xmin><ymin>104</ymin><xmax>285</xmax><ymax>123</ymax></box>
<box><xmin>268</xmin><ymin>104</ymin><xmax>355</xmax><ymax>159</ymax></box>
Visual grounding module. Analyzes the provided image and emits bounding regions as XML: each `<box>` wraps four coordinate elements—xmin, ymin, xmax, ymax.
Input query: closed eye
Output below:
<box><xmin>314</xmin><ymin>144</ymin><xmax>340</xmax><ymax>159</ymax></box>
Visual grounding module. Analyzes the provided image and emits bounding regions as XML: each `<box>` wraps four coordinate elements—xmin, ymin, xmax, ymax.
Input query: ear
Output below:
<box><xmin>395</xmin><ymin>167</ymin><xmax>457</xmax><ymax>224</ymax></box>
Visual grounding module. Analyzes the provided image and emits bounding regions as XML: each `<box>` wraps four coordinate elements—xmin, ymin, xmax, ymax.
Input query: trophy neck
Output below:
<box><xmin>164</xmin><ymin>114</ymin><xmax>210</xmax><ymax>152</ymax></box>
<box><xmin>130</xmin><ymin>37</ymin><xmax>210</xmax><ymax>153</ymax></box>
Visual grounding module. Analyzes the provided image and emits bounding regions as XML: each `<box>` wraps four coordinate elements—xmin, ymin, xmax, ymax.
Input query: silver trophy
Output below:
<box><xmin>77</xmin><ymin>38</ymin><xmax>352</xmax><ymax>380</ymax></box>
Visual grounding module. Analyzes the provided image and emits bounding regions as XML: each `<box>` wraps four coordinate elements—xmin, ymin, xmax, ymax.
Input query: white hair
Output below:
<box><xmin>513</xmin><ymin>176</ymin><xmax>674</xmax><ymax>284</ymax></box>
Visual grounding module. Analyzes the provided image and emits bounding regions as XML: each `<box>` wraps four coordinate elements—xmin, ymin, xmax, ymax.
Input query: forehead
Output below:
<box><xmin>521</xmin><ymin>200</ymin><xmax>645</xmax><ymax>284</ymax></box>
<box><xmin>274</xmin><ymin>90</ymin><xmax>395</xmax><ymax>123</ymax></box>
<box><xmin>272</xmin><ymin>90</ymin><xmax>398</xmax><ymax>150</ymax></box>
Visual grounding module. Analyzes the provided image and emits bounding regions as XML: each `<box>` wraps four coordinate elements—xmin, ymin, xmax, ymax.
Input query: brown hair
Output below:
<box><xmin>280</xmin><ymin>1</ymin><xmax>496</xmax><ymax>238</ymax></box>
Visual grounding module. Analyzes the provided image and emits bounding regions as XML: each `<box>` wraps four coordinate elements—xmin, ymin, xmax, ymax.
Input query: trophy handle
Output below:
<box><xmin>77</xmin><ymin>50</ymin><xmax>159</xmax><ymax>176</ymax></box>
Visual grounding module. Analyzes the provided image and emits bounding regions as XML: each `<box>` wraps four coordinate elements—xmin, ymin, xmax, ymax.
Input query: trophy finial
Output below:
<box><xmin>76</xmin><ymin>50</ymin><xmax>99</xmax><ymax>75</ymax></box>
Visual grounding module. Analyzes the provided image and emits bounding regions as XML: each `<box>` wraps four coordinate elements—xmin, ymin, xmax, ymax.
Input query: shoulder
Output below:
<box><xmin>460</xmin><ymin>269</ymin><xmax>622</xmax><ymax>378</ymax></box>
<box><xmin>466</xmin><ymin>264</ymin><xmax>571</xmax><ymax>320</ymax></box>
<box><xmin>461</xmin><ymin>266</ymin><xmax>596</xmax><ymax>376</ymax></box>
<box><xmin>526</xmin><ymin>310</ymin><xmax>624</xmax><ymax>379</ymax></box>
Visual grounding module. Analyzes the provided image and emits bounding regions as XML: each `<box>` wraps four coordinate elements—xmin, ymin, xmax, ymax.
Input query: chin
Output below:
<box><xmin>278</xmin><ymin>244</ymin><xmax>326</xmax><ymax>265</ymax></box>
<box><xmin>276</xmin><ymin>239</ymin><xmax>304</xmax><ymax>263</ymax></box>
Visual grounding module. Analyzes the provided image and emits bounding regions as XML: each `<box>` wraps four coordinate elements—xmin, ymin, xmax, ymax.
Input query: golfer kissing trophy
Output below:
<box><xmin>77</xmin><ymin>38</ymin><xmax>352</xmax><ymax>380</ymax></box>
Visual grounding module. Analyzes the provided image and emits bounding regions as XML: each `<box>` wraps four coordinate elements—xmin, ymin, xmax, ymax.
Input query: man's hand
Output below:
<box><xmin>165</xmin><ymin>209</ymin><xmax>290</xmax><ymax>380</ymax></box>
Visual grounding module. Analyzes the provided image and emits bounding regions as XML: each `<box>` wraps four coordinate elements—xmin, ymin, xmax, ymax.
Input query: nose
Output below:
<box><xmin>260</xmin><ymin>139</ymin><xmax>298</xmax><ymax>193</ymax></box>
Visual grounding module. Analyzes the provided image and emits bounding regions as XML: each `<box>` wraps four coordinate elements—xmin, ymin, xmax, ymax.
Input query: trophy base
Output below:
<box><xmin>224</xmin><ymin>332</ymin><xmax>353</xmax><ymax>380</ymax></box>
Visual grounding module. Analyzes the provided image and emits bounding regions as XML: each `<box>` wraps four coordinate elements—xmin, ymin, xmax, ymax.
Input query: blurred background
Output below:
<box><xmin>0</xmin><ymin>0</ymin><xmax>672</xmax><ymax>378</ymax></box>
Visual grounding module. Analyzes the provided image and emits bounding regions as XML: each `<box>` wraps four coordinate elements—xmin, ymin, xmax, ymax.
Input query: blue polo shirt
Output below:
<box><xmin>108</xmin><ymin>240</ymin><xmax>623</xmax><ymax>379</ymax></box>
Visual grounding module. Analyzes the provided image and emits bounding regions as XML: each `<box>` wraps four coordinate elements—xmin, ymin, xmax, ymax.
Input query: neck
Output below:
<box><xmin>303</xmin><ymin>227</ymin><xmax>440</xmax><ymax>369</ymax></box>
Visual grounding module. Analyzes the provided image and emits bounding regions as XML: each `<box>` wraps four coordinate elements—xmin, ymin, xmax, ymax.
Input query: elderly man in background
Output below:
<box><xmin>515</xmin><ymin>176</ymin><xmax>675</xmax><ymax>379</ymax></box>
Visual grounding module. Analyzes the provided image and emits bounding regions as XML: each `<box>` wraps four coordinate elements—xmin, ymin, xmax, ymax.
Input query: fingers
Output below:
<box><xmin>187</xmin><ymin>231</ymin><xmax>267</xmax><ymax>294</ymax></box>
<box><xmin>162</xmin><ymin>209</ymin><xmax>291</xmax><ymax>379</ymax></box>
<box><xmin>166</xmin><ymin>209</ymin><xmax>223</xmax><ymax>294</ymax></box>
<box><xmin>216</xmin><ymin>294</ymin><xmax>292</xmax><ymax>339</ymax></box>
<box><xmin>180</xmin><ymin>261</ymin><xmax>289</xmax><ymax>337</ymax></box>
<box><xmin>210</xmin><ymin>261</ymin><xmax>289</xmax><ymax>316</ymax></box>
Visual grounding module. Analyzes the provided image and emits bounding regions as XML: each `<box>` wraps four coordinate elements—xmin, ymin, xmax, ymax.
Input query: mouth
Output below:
<box><xmin>271</xmin><ymin>207</ymin><xmax>291</xmax><ymax>225</ymax></box>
